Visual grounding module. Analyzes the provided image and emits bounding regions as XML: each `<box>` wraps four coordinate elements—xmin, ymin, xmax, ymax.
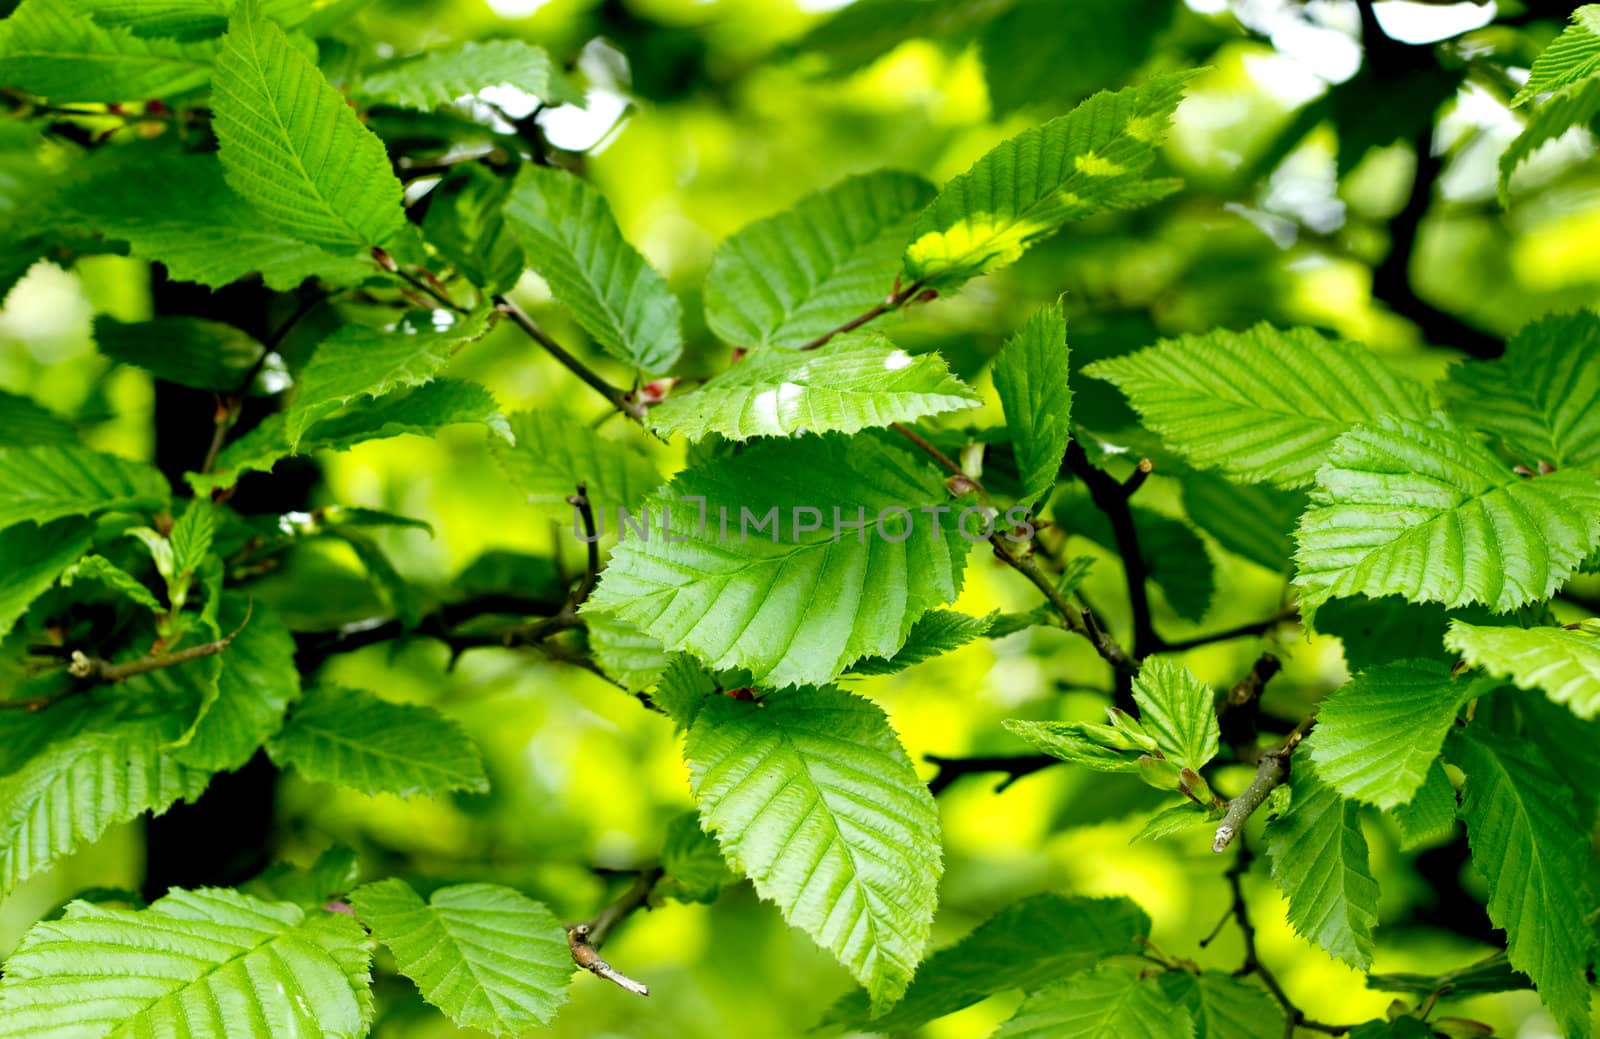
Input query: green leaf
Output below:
<box><xmin>55</xmin><ymin>149</ymin><xmax>375</xmax><ymax>290</ymax></box>
<box><xmin>0</xmin><ymin>887</ymin><xmax>372</xmax><ymax>1039</ymax></box>
<box><xmin>169</xmin><ymin>498</ymin><xmax>216</xmax><ymax>583</ymax></box>
<box><xmin>651</xmin><ymin>654</ymin><xmax>718</xmax><ymax>730</ymax></box>
<box><xmin>213</xmin><ymin>0</ymin><xmax>406</xmax><ymax>248</ymax></box>
<box><xmin>823</xmin><ymin>894</ymin><xmax>1150</xmax><ymax>1034</ymax></box>
<box><xmin>1131</xmin><ymin>657</ymin><xmax>1218</xmax><ymax>773</ymax></box>
<box><xmin>794</xmin><ymin>0</ymin><xmax>995</xmax><ymax>75</ymax></box>
<box><xmin>73</xmin><ymin>0</ymin><xmax>319</xmax><ymax>41</ymax></box>
<box><xmin>243</xmin><ymin>845</ymin><xmax>360</xmax><ymax>908</ymax></box>
<box><xmin>979</xmin><ymin>0</ymin><xmax>1174</xmax><ymax>115</ymax></box>
<box><xmin>1344</xmin><ymin>1019</ymin><xmax>1435</xmax><ymax>1039</ymax></box>
<box><xmin>1158</xmin><ymin>971</ymin><xmax>1284</xmax><ymax>1039</ymax></box>
<box><xmin>358</xmin><ymin>39</ymin><xmax>581</xmax><ymax>110</ymax></box>
<box><xmin>175</xmin><ymin>595</ymin><xmax>299</xmax><ymax>772</ymax></box>
<box><xmin>585</xmin><ymin>434</ymin><xmax>970</xmax><ymax>686</ymax></box>
<box><xmin>59</xmin><ymin>553</ymin><xmax>163</xmax><ymax>612</ymax></box>
<box><xmin>1390</xmin><ymin>760</ymin><xmax>1458</xmax><ymax>850</ymax></box>
<box><xmin>1293</xmin><ymin>415</ymin><xmax>1600</xmax><ymax>615</ymax></box>
<box><xmin>1511</xmin><ymin>6</ymin><xmax>1600</xmax><ymax>106</ymax></box>
<box><xmin>0</xmin><ymin>518</ymin><xmax>91</xmax><ymax>639</ymax></box>
<box><xmin>647</xmin><ymin>332</ymin><xmax>979</xmax><ymax>441</ymax></box>
<box><xmin>993</xmin><ymin>301</ymin><xmax>1072</xmax><ymax>506</ymax></box>
<box><xmin>1084</xmin><ymin>325</ymin><xmax>1432</xmax><ymax>489</ymax></box>
<box><xmin>994</xmin><ymin>963</ymin><xmax>1193</xmax><ymax>1039</ymax></box>
<box><xmin>1003</xmin><ymin>719</ymin><xmax>1137</xmax><ymax>773</ymax></box>
<box><xmin>491</xmin><ymin>408</ymin><xmax>662</xmax><ymax>515</ymax></box>
<box><xmin>1367</xmin><ymin>951</ymin><xmax>1532</xmax><ymax>1000</ymax></box>
<box><xmin>286</xmin><ymin>311</ymin><xmax>488</xmax><ymax>449</ymax></box>
<box><xmin>421</xmin><ymin>165</ymin><xmax>524</xmax><ymax>296</ymax></box>
<box><xmin>0</xmin><ymin>0</ymin><xmax>216</xmax><ymax>102</ymax></box>
<box><xmin>0</xmin><ymin>701</ymin><xmax>213</xmax><ymax>898</ymax></box>
<box><xmin>847</xmin><ymin>609</ymin><xmax>994</xmax><ymax>675</ymax></box>
<box><xmin>586</xmin><ymin>611</ymin><xmax>672</xmax><ymax>691</ymax></box>
<box><xmin>1264</xmin><ymin>750</ymin><xmax>1379</xmax><ymax>969</ymax></box>
<box><xmin>1179</xmin><ymin>472</ymin><xmax>1304</xmax><ymax>573</ymax></box>
<box><xmin>0</xmin><ymin>444</ymin><xmax>169</xmax><ymax>528</ymax></box>
<box><xmin>94</xmin><ymin>315</ymin><xmax>263</xmax><ymax>392</ymax></box>
<box><xmin>192</xmin><ymin>378</ymin><xmax>508</xmax><ymax>494</ymax></box>
<box><xmin>658</xmin><ymin>809</ymin><xmax>734</xmax><ymax>904</ymax></box>
<box><xmin>1441</xmin><ymin>312</ymin><xmax>1600</xmax><ymax>468</ymax></box>
<box><xmin>1306</xmin><ymin>660</ymin><xmax>1469</xmax><ymax>809</ymax></box>
<box><xmin>1131</xmin><ymin>802</ymin><xmax>1210</xmax><ymax>843</ymax></box>
<box><xmin>0</xmin><ymin>389</ymin><xmax>76</xmax><ymax>445</ymax></box>
<box><xmin>350</xmin><ymin>878</ymin><xmax>571</xmax><ymax>1036</ymax></box>
<box><xmin>1449</xmin><ymin>726</ymin><xmax>1597</xmax><ymax>1038</ymax></box>
<box><xmin>903</xmin><ymin>73</ymin><xmax>1190</xmax><ymax>289</ymax></box>
<box><xmin>1446</xmin><ymin>620</ymin><xmax>1600</xmax><ymax>720</ymax></box>
<box><xmin>1500</xmin><ymin>77</ymin><xmax>1600</xmax><ymax>201</ymax></box>
<box><xmin>503</xmin><ymin>165</ymin><xmax>683</xmax><ymax>372</ymax></box>
<box><xmin>684</xmin><ymin>684</ymin><xmax>941</xmax><ymax>1010</ymax></box>
<box><xmin>702</xmin><ymin>171</ymin><xmax>934</xmax><ymax>350</ymax></box>
<box><xmin>267</xmin><ymin>686</ymin><xmax>488</xmax><ymax>798</ymax></box>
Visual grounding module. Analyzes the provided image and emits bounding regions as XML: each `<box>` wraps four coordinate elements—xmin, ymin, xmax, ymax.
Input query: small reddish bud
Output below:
<box><xmin>724</xmin><ymin>686</ymin><xmax>757</xmax><ymax>702</ymax></box>
<box><xmin>639</xmin><ymin>377</ymin><xmax>679</xmax><ymax>403</ymax></box>
<box><xmin>913</xmin><ymin>288</ymin><xmax>939</xmax><ymax>304</ymax></box>
<box><xmin>1537</xmin><ymin>459</ymin><xmax>1555</xmax><ymax>474</ymax></box>
<box><xmin>145</xmin><ymin>99</ymin><xmax>168</xmax><ymax>115</ymax></box>
<box><xmin>944</xmin><ymin>474</ymin><xmax>980</xmax><ymax>497</ymax></box>
<box><xmin>1513</xmin><ymin>465</ymin><xmax>1534</xmax><ymax>477</ymax></box>
<box><xmin>730</xmin><ymin>347</ymin><xmax>748</xmax><ymax>364</ymax></box>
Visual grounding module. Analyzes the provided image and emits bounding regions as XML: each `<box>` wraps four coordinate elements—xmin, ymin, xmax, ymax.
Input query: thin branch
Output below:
<box><xmin>494</xmin><ymin>295</ymin><xmax>645</xmax><ymax>420</ymax></box>
<box><xmin>203</xmin><ymin>289</ymin><xmax>326</xmax><ymax>477</ymax></box>
<box><xmin>1221</xmin><ymin>842</ymin><xmax>1355</xmax><ymax>1037</ymax></box>
<box><xmin>797</xmin><ymin>278</ymin><xmax>930</xmax><ymax>351</ymax></box>
<box><xmin>1218</xmin><ymin>652</ymin><xmax>1282</xmax><ymax>756</ymax></box>
<box><xmin>1212</xmin><ymin>713</ymin><xmax>1315</xmax><ymax>854</ymax></box>
<box><xmin>1065</xmin><ymin>441</ymin><xmax>1159</xmax><ymax>660</ymax></box>
<box><xmin>67</xmin><ymin>603</ymin><xmax>253</xmax><ymax>684</ymax></box>
<box><xmin>568</xmin><ymin>867</ymin><xmax>663</xmax><ymax>997</ymax></box>
<box><xmin>1121</xmin><ymin>457</ymin><xmax>1154</xmax><ymax>497</ymax></box>
<box><xmin>566</xmin><ymin>483</ymin><xmax>600</xmax><ymax>608</ymax></box>
<box><xmin>1161</xmin><ymin>605</ymin><xmax>1299</xmax><ymax>653</ymax></box>
<box><xmin>924</xmin><ymin>753</ymin><xmax>1059</xmax><ymax>797</ymax></box>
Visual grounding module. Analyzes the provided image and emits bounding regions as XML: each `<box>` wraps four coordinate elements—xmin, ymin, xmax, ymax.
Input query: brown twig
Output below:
<box><xmin>1212</xmin><ymin>713</ymin><xmax>1315</xmax><ymax>854</ymax></box>
<box><xmin>1218</xmin><ymin>652</ymin><xmax>1282</xmax><ymax>755</ymax></box>
<box><xmin>493</xmin><ymin>295</ymin><xmax>645</xmax><ymax>419</ymax></box>
<box><xmin>65</xmin><ymin>602</ymin><xmax>253</xmax><ymax>684</ymax></box>
<box><xmin>1161</xmin><ymin>605</ymin><xmax>1300</xmax><ymax>652</ymax></box>
<box><xmin>568</xmin><ymin>867</ymin><xmax>663</xmax><ymax>997</ymax></box>
<box><xmin>797</xmin><ymin>279</ymin><xmax>930</xmax><ymax>351</ymax></box>
<box><xmin>924</xmin><ymin>753</ymin><xmax>1060</xmax><ymax>796</ymax></box>
<box><xmin>566</xmin><ymin>483</ymin><xmax>600</xmax><ymax>608</ymax></box>
<box><xmin>1065</xmin><ymin>442</ymin><xmax>1159</xmax><ymax>661</ymax></box>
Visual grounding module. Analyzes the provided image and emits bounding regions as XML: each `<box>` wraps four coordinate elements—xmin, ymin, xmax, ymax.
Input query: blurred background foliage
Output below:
<box><xmin>3</xmin><ymin>0</ymin><xmax>1599</xmax><ymax>1036</ymax></box>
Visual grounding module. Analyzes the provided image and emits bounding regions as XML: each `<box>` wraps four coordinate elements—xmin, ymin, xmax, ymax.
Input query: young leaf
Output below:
<box><xmin>422</xmin><ymin>165</ymin><xmax>524</xmax><ymax>296</ymax></box>
<box><xmin>1131</xmin><ymin>802</ymin><xmax>1210</xmax><ymax>843</ymax></box>
<box><xmin>703</xmin><ymin>171</ymin><xmax>934</xmax><ymax>350</ymax></box>
<box><xmin>0</xmin><ymin>0</ymin><xmax>216</xmax><ymax>102</ymax></box>
<box><xmin>994</xmin><ymin>963</ymin><xmax>1193</xmax><ymax>1039</ymax></box>
<box><xmin>1084</xmin><ymin>325</ymin><xmax>1431</xmax><ymax>489</ymax></box>
<box><xmin>59</xmin><ymin>553</ymin><xmax>163</xmax><ymax>612</ymax></box>
<box><xmin>503</xmin><ymin>165</ymin><xmax>683</xmax><ymax>372</ymax></box>
<box><xmin>1003</xmin><ymin>719</ymin><xmax>1138</xmax><ymax>773</ymax></box>
<box><xmin>1131</xmin><ymin>657</ymin><xmax>1218</xmax><ymax>773</ymax></box>
<box><xmin>213</xmin><ymin>0</ymin><xmax>407</xmax><ymax>248</ymax></box>
<box><xmin>286</xmin><ymin>310</ymin><xmax>489</xmax><ymax>449</ymax></box>
<box><xmin>903</xmin><ymin>73</ymin><xmax>1190</xmax><ymax>289</ymax></box>
<box><xmin>1441</xmin><ymin>311</ymin><xmax>1600</xmax><ymax>468</ymax></box>
<box><xmin>267</xmin><ymin>686</ymin><xmax>489</xmax><ymax>798</ymax></box>
<box><xmin>823</xmin><ymin>895</ymin><xmax>1150</xmax><ymax>1034</ymax></box>
<box><xmin>73</xmin><ymin>0</ymin><xmax>320</xmax><ymax>41</ymax></box>
<box><xmin>1158</xmin><ymin>971</ymin><xmax>1284</xmax><ymax>1039</ymax></box>
<box><xmin>646</xmin><ymin>332</ymin><xmax>980</xmax><ymax>441</ymax></box>
<box><xmin>192</xmin><ymin>378</ymin><xmax>508</xmax><ymax>495</ymax></box>
<box><xmin>56</xmin><ymin>150</ymin><xmax>375</xmax><ymax>290</ymax></box>
<box><xmin>1264</xmin><ymin>750</ymin><xmax>1379</xmax><ymax>969</ymax></box>
<box><xmin>684</xmin><ymin>684</ymin><xmax>941</xmax><ymax>1011</ymax></box>
<box><xmin>0</xmin><ymin>888</ymin><xmax>372</xmax><ymax>1039</ymax></box>
<box><xmin>1445</xmin><ymin>621</ymin><xmax>1600</xmax><ymax>720</ymax></box>
<box><xmin>0</xmin><ymin>518</ymin><xmax>91</xmax><ymax>639</ymax></box>
<box><xmin>1450</xmin><ymin>726</ymin><xmax>1597</xmax><ymax>1039</ymax></box>
<box><xmin>1510</xmin><ymin>6</ymin><xmax>1600</xmax><ymax>106</ymax></box>
<box><xmin>992</xmin><ymin>301</ymin><xmax>1072</xmax><ymax>506</ymax></box>
<box><xmin>350</xmin><ymin>879</ymin><xmax>571</xmax><ymax>1036</ymax></box>
<box><xmin>94</xmin><ymin>315</ymin><xmax>263</xmax><ymax>392</ymax></box>
<box><xmin>491</xmin><ymin>408</ymin><xmax>662</xmax><ymax>515</ymax></box>
<box><xmin>0</xmin><ymin>444</ymin><xmax>169</xmax><ymax>528</ymax></box>
<box><xmin>846</xmin><ymin>608</ymin><xmax>994</xmax><ymax>675</ymax></box>
<box><xmin>585</xmin><ymin>434</ymin><xmax>971</xmax><ymax>686</ymax></box>
<box><xmin>358</xmin><ymin>39</ymin><xmax>581</xmax><ymax>110</ymax></box>
<box><xmin>1306</xmin><ymin>660</ymin><xmax>1469</xmax><ymax>809</ymax></box>
<box><xmin>1294</xmin><ymin>416</ymin><xmax>1600</xmax><ymax>615</ymax></box>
